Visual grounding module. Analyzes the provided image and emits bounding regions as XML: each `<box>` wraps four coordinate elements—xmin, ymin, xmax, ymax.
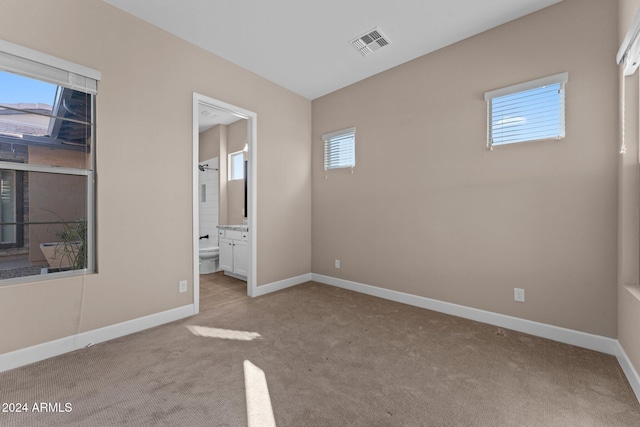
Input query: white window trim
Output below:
<box><xmin>485</xmin><ymin>72</ymin><xmax>568</xmax><ymax>150</ymax></box>
<box><xmin>484</xmin><ymin>72</ymin><xmax>568</xmax><ymax>102</ymax></box>
<box><xmin>322</xmin><ymin>127</ymin><xmax>356</xmax><ymax>172</ymax></box>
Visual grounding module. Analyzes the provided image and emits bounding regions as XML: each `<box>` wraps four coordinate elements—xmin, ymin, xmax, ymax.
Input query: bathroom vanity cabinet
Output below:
<box><xmin>218</xmin><ymin>226</ymin><xmax>248</xmax><ymax>280</ymax></box>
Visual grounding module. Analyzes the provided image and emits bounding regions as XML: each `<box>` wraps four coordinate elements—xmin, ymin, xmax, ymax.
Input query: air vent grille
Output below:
<box><xmin>350</xmin><ymin>27</ymin><xmax>391</xmax><ymax>57</ymax></box>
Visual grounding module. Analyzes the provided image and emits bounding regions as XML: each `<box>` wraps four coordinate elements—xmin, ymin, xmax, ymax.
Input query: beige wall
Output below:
<box><xmin>198</xmin><ymin>125</ymin><xmax>220</xmax><ymax>163</ymax></box>
<box><xmin>312</xmin><ymin>0</ymin><xmax>619</xmax><ymax>337</ymax></box>
<box><xmin>618</xmin><ymin>0</ymin><xmax>640</xmax><ymax>383</ymax></box>
<box><xmin>199</xmin><ymin>125</ymin><xmax>227</xmax><ymax>225</ymax></box>
<box><xmin>0</xmin><ymin>0</ymin><xmax>311</xmax><ymax>354</ymax></box>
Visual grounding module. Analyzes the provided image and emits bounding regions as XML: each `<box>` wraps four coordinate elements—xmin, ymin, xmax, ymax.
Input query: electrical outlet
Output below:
<box><xmin>514</xmin><ymin>288</ymin><xmax>525</xmax><ymax>302</ymax></box>
<box><xmin>179</xmin><ymin>280</ymin><xmax>188</xmax><ymax>293</ymax></box>
<box><xmin>335</xmin><ymin>259</ymin><xmax>340</xmax><ymax>269</ymax></box>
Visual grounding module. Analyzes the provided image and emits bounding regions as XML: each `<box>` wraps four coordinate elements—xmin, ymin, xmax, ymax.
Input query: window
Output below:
<box><xmin>323</xmin><ymin>127</ymin><xmax>355</xmax><ymax>171</ymax></box>
<box><xmin>485</xmin><ymin>72</ymin><xmax>568</xmax><ymax>149</ymax></box>
<box><xmin>0</xmin><ymin>39</ymin><xmax>99</xmax><ymax>283</ymax></box>
<box><xmin>0</xmin><ymin>168</ymin><xmax>24</xmax><ymax>249</ymax></box>
<box><xmin>229</xmin><ymin>151</ymin><xmax>244</xmax><ymax>181</ymax></box>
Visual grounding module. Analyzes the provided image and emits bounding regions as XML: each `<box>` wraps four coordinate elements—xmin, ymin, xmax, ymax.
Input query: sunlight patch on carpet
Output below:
<box><xmin>186</xmin><ymin>325</ymin><xmax>261</xmax><ymax>341</ymax></box>
<box><xmin>244</xmin><ymin>360</ymin><xmax>276</xmax><ymax>427</ymax></box>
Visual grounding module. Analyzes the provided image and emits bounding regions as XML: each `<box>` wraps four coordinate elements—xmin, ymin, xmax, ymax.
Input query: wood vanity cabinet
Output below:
<box><xmin>218</xmin><ymin>228</ymin><xmax>248</xmax><ymax>280</ymax></box>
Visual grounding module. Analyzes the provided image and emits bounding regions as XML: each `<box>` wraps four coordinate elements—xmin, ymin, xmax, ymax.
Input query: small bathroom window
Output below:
<box><xmin>229</xmin><ymin>151</ymin><xmax>244</xmax><ymax>181</ymax></box>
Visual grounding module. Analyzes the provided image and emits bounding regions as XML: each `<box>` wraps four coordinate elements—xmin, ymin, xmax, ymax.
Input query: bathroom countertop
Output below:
<box><xmin>217</xmin><ymin>224</ymin><xmax>249</xmax><ymax>231</ymax></box>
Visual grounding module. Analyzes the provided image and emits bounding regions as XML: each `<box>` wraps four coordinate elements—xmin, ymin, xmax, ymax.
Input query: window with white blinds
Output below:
<box><xmin>485</xmin><ymin>72</ymin><xmax>568</xmax><ymax>149</ymax></box>
<box><xmin>323</xmin><ymin>127</ymin><xmax>355</xmax><ymax>171</ymax></box>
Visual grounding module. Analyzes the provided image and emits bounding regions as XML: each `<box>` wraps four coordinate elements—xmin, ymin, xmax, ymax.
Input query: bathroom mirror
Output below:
<box><xmin>244</xmin><ymin>159</ymin><xmax>248</xmax><ymax>219</ymax></box>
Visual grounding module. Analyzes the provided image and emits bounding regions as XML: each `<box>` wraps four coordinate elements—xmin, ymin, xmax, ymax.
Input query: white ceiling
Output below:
<box><xmin>198</xmin><ymin>103</ymin><xmax>244</xmax><ymax>132</ymax></box>
<box><xmin>104</xmin><ymin>0</ymin><xmax>561</xmax><ymax>100</ymax></box>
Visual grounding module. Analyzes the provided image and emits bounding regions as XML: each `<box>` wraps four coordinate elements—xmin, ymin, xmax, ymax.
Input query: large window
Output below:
<box><xmin>485</xmin><ymin>73</ymin><xmax>568</xmax><ymax>149</ymax></box>
<box><xmin>0</xmin><ymin>40</ymin><xmax>99</xmax><ymax>283</ymax></box>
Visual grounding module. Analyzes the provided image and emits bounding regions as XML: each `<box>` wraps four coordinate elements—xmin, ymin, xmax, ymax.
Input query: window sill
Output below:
<box><xmin>0</xmin><ymin>268</ymin><xmax>94</xmax><ymax>288</ymax></box>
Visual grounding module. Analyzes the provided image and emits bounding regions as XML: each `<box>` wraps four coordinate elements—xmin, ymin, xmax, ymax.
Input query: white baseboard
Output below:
<box><xmin>616</xmin><ymin>342</ymin><xmax>640</xmax><ymax>402</ymax></box>
<box><xmin>317</xmin><ymin>270</ymin><xmax>638</xmax><ymax>403</ymax></box>
<box><xmin>311</xmin><ymin>274</ymin><xmax>618</xmax><ymax>355</ymax></box>
<box><xmin>252</xmin><ymin>273</ymin><xmax>312</xmax><ymax>297</ymax></box>
<box><xmin>0</xmin><ymin>304</ymin><xmax>195</xmax><ymax>373</ymax></box>
<box><xmin>5</xmin><ymin>273</ymin><xmax>640</xmax><ymax>405</ymax></box>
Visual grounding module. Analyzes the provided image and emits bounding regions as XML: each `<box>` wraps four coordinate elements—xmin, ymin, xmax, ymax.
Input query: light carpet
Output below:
<box><xmin>1</xmin><ymin>282</ymin><xmax>639</xmax><ymax>426</ymax></box>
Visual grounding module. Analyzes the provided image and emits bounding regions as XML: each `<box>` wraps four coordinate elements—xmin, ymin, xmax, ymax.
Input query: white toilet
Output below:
<box><xmin>199</xmin><ymin>240</ymin><xmax>220</xmax><ymax>274</ymax></box>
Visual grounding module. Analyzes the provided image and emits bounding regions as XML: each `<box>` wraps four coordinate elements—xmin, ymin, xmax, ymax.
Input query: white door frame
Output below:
<box><xmin>192</xmin><ymin>92</ymin><xmax>258</xmax><ymax>313</ymax></box>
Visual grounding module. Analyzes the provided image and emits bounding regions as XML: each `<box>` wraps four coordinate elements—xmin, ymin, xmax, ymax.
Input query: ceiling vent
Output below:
<box><xmin>350</xmin><ymin>27</ymin><xmax>390</xmax><ymax>57</ymax></box>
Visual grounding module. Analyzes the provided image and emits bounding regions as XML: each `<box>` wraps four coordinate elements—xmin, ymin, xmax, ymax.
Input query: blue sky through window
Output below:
<box><xmin>490</xmin><ymin>83</ymin><xmax>564</xmax><ymax>146</ymax></box>
<box><xmin>230</xmin><ymin>152</ymin><xmax>244</xmax><ymax>180</ymax></box>
<box><xmin>0</xmin><ymin>71</ymin><xmax>57</xmax><ymax>106</ymax></box>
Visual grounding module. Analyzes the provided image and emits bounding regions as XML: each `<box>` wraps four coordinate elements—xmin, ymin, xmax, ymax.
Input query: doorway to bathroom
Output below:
<box><xmin>192</xmin><ymin>93</ymin><xmax>257</xmax><ymax>313</ymax></box>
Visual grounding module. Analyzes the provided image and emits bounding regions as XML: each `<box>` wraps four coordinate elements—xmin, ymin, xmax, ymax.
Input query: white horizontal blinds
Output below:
<box><xmin>485</xmin><ymin>72</ymin><xmax>567</xmax><ymax>148</ymax></box>
<box><xmin>323</xmin><ymin>127</ymin><xmax>356</xmax><ymax>171</ymax></box>
<box><xmin>617</xmin><ymin>8</ymin><xmax>640</xmax><ymax>76</ymax></box>
<box><xmin>0</xmin><ymin>39</ymin><xmax>99</xmax><ymax>94</ymax></box>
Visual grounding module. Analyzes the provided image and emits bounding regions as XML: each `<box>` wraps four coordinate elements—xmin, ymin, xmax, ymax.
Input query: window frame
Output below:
<box><xmin>323</xmin><ymin>127</ymin><xmax>356</xmax><ymax>171</ymax></box>
<box><xmin>0</xmin><ymin>39</ymin><xmax>99</xmax><ymax>286</ymax></box>
<box><xmin>484</xmin><ymin>72</ymin><xmax>568</xmax><ymax>150</ymax></box>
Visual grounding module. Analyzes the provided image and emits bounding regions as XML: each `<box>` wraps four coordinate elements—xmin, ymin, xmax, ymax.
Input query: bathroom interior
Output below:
<box><xmin>197</xmin><ymin>103</ymin><xmax>249</xmax><ymax>304</ymax></box>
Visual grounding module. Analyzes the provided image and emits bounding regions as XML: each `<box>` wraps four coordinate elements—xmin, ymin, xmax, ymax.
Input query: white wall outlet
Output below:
<box><xmin>335</xmin><ymin>259</ymin><xmax>340</xmax><ymax>269</ymax></box>
<box><xmin>179</xmin><ymin>280</ymin><xmax>188</xmax><ymax>293</ymax></box>
<box><xmin>514</xmin><ymin>288</ymin><xmax>525</xmax><ymax>302</ymax></box>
